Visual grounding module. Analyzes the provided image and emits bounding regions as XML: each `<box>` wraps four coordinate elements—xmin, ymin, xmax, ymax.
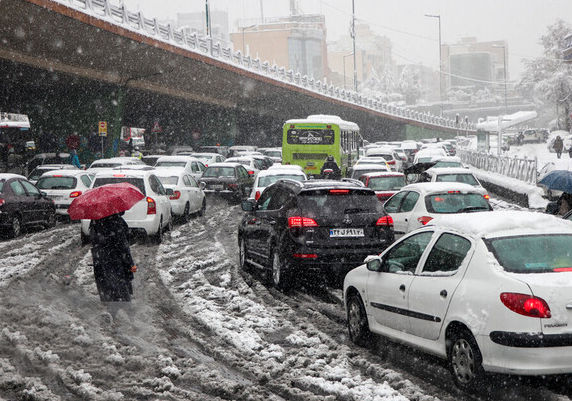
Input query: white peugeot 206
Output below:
<box><xmin>154</xmin><ymin>167</ymin><xmax>206</xmax><ymax>222</ymax></box>
<box><xmin>344</xmin><ymin>210</ymin><xmax>572</xmax><ymax>391</ymax></box>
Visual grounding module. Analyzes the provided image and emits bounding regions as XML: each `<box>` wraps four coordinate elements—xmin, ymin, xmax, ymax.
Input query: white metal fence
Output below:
<box><xmin>53</xmin><ymin>0</ymin><xmax>476</xmax><ymax>133</ymax></box>
<box><xmin>457</xmin><ymin>149</ymin><xmax>538</xmax><ymax>185</ymax></box>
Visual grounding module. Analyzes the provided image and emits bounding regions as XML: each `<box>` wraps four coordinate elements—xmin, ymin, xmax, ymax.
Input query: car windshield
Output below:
<box><xmin>156</xmin><ymin>161</ymin><xmax>187</xmax><ymax>168</ymax></box>
<box><xmin>264</xmin><ymin>151</ymin><xmax>281</xmax><ymax>158</ymax></box>
<box><xmin>433</xmin><ymin>161</ymin><xmax>462</xmax><ymax>168</ymax></box>
<box><xmin>92</xmin><ymin>177</ymin><xmax>146</xmax><ymax>195</ymax></box>
<box><xmin>351</xmin><ymin>168</ymin><xmax>387</xmax><ymax>179</ymax></box>
<box><xmin>435</xmin><ymin>173</ymin><xmax>478</xmax><ymax>186</ymax></box>
<box><xmin>36</xmin><ymin>176</ymin><xmax>77</xmax><ymax>190</ymax></box>
<box><xmin>203</xmin><ymin>167</ymin><xmax>236</xmax><ymax>178</ymax></box>
<box><xmin>367</xmin><ymin>176</ymin><xmax>405</xmax><ymax>191</ymax></box>
<box><xmin>487</xmin><ymin>235</ymin><xmax>572</xmax><ymax>273</ymax></box>
<box><xmin>299</xmin><ymin>189</ymin><xmax>383</xmax><ymax>216</ymax></box>
<box><xmin>258</xmin><ymin>174</ymin><xmax>304</xmax><ymax>187</ymax></box>
<box><xmin>157</xmin><ymin>176</ymin><xmax>179</xmax><ymax>186</ymax></box>
<box><xmin>90</xmin><ymin>163</ymin><xmax>121</xmax><ymax>168</ymax></box>
<box><xmin>425</xmin><ymin>192</ymin><xmax>490</xmax><ymax>213</ymax></box>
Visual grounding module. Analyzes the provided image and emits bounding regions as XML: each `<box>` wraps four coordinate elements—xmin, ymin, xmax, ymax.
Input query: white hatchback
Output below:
<box><xmin>87</xmin><ymin>157</ymin><xmax>145</xmax><ymax>173</ymax></box>
<box><xmin>249</xmin><ymin>168</ymin><xmax>307</xmax><ymax>200</ymax></box>
<box><xmin>80</xmin><ymin>169</ymin><xmax>173</xmax><ymax>244</ymax></box>
<box><xmin>154</xmin><ymin>155</ymin><xmax>206</xmax><ymax>181</ymax></box>
<box><xmin>423</xmin><ymin>167</ymin><xmax>487</xmax><ymax>196</ymax></box>
<box><xmin>154</xmin><ymin>167</ymin><xmax>206</xmax><ymax>222</ymax></box>
<box><xmin>35</xmin><ymin>170</ymin><xmax>94</xmax><ymax>217</ymax></box>
<box><xmin>344</xmin><ymin>210</ymin><xmax>572</xmax><ymax>390</ymax></box>
<box><xmin>383</xmin><ymin>182</ymin><xmax>492</xmax><ymax>239</ymax></box>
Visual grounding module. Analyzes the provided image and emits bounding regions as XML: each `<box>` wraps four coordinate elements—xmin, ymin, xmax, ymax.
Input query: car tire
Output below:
<box><xmin>45</xmin><ymin>212</ymin><xmax>57</xmax><ymax>229</ymax></box>
<box><xmin>182</xmin><ymin>202</ymin><xmax>191</xmax><ymax>223</ymax></box>
<box><xmin>8</xmin><ymin>215</ymin><xmax>22</xmax><ymax>238</ymax></box>
<box><xmin>346</xmin><ymin>293</ymin><xmax>371</xmax><ymax>346</ymax></box>
<box><xmin>238</xmin><ymin>237</ymin><xmax>252</xmax><ymax>272</ymax></box>
<box><xmin>448</xmin><ymin>328</ymin><xmax>484</xmax><ymax>391</ymax></box>
<box><xmin>198</xmin><ymin>198</ymin><xmax>206</xmax><ymax>217</ymax></box>
<box><xmin>269</xmin><ymin>248</ymin><xmax>291</xmax><ymax>291</ymax></box>
<box><xmin>152</xmin><ymin>218</ymin><xmax>163</xmax><ymax>244</ymax></box>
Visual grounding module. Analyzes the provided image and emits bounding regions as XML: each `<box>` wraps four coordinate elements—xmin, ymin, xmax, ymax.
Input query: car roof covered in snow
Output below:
<box><xmin>256</xmin><ymin>168</ymin><xmax>306</xmax><ymax>178</ymax></box>
<box><xmin>0</xmin><ymin>173</ymin><xmax>26</xmax><ymax>180</ymax></box>
<box><xmin>155</xmin><ymin>155</ymin><xmax>200</xmax><ymax>162</ymax></box>
<box><xmin>40</xmin><ymin>169</ymin><xmax>89</xmax><ymax>177</ymax></box>
<box><xmin>401</xmin><ymin>182</ymin><xmax>481</xmax><ymax>194</ymax></box>
<box><xmin>428</xmin><ymin>210</ymin><xmax>572</xmax><ymax>238</ymax></box>
<box><xmin>205</xmin><ymin>162</ymin><xmax>242</xmax><ymax>168</ymax></box>
<box><xmin>425</xmin><ymin>167</ymin><xmax>475</xmax><ymax>176</ymax></box>
<box><xmin>360</xmin><ymin>171</ymin><xmax>404</xmax><ymax>178</ymax></box>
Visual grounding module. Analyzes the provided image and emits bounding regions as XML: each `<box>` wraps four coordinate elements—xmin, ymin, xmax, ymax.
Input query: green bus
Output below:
<box><xmin>282</xmin><ymin>115</ymin><xmax>361</xmax><ymax>177</ymax></box>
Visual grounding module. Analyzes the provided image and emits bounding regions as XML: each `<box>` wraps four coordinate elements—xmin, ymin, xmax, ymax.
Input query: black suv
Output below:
<box><xmin>238</xmin><ymin>179</ymin><xmax>394</xmax><ymax>289</ymax></box>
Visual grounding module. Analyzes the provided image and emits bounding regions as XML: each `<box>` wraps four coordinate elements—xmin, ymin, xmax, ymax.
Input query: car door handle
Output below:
<box><xmin>440</xmin><ymin>290</ymin><xmax>448</xmax><ymax>298</ymax></box>
<box><xmin>399</xmin><ymin>284</ymin><xmax>406</xmax><ymax>292</ymax></box>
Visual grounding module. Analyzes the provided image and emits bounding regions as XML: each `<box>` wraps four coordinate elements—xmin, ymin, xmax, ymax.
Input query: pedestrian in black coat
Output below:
<box><xmin>90</xmin><ymin>213</ymin><xmax>136</xmax><ymax>302</ymax></box>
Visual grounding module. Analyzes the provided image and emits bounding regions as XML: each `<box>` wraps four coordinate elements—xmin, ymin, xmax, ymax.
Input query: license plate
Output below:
<box><xmin>329</xmin><ymin>228</ymin><xmax>364</xmax><ymax>238</ymax></box>
<box><xmin>212</xmin><ymin>184</ymin><xmax>223</xmax><ymax>190</ymax></box>
<box><xmin>47</xmin><ymin>195</ymin><xmax>63</xmax><ymax>200</ymax></box>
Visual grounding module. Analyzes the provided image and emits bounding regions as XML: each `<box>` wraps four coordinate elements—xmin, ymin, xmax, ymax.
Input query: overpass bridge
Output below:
<box><xmin>0</xmin><ymin>0</ymin><xmax>476</xmax><ymax>153</ymax></box>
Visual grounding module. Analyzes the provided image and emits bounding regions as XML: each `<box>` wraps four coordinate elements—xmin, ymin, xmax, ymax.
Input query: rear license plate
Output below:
<box><xmin>329</xmin><ymin>228</ymin><xmax>364</xmax><ymax>238</ymax></box>
<box><xmin>48</xmin><ymin>195</ymin><xmax>63</xmax><ymax>200</ymax></box>
<box><xmin>212</xmin><ymin>184</ymin><xmax>223</xmax><ymax>190</ymax></box>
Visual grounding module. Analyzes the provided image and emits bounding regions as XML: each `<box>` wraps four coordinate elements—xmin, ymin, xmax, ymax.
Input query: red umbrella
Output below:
<box><xmin>68</xmin><ymin>182</ymin><xmax>145</xmax><ymax>220</ymax></box>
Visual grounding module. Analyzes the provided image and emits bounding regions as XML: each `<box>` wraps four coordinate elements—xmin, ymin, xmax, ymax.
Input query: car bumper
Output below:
<box><xmin>81</xmin><ymin>214</ymin><xmax>161</xmax><ymax>236</ymax></box>
<box><xmin>169</xmin><ymin>199</ymin><xmax>186</xmax><ymax>215</ymax></box>
<box><xmin>479</xmin><ymin>332</ymin><xmax>572</xmax><ymax>375</ymax></box>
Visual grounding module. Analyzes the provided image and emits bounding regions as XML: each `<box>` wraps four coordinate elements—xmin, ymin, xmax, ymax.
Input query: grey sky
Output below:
<box><xmin>121</xmin><ymin>0</ymin><xmax>572</xmax><ymax>79</ymax></box>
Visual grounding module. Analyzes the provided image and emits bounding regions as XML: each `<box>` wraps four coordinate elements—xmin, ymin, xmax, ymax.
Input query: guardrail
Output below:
<box><xmin>457</xmin><ymin>149</ymin><xmax>538</xmax><ymax>185</ymax></box>
<box><xmin>54</xmin><ymin>0</ymin><xmax>475</xmax><ymax>132</ymax></box>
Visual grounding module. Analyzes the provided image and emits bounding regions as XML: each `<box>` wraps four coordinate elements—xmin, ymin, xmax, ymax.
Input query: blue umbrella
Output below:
<box><xmin>538</xmin><ymin>170</ymin><xmax>572</xmax><ymax>193</ymax></box>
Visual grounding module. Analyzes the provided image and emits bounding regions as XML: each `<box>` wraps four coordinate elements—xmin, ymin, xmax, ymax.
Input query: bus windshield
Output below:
<box><xmin>286</xmin><ymin>129</ymin><xmax>334</xmax><ymax>145</ymax></box>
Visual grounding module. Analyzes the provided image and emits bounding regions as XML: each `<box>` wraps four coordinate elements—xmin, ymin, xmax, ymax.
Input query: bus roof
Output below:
<box><xmin>0</xmin><ymin>113</ymin><xmax>30</xmax><ymax>129</ymax></box>
<box><xmin>284</xmin><ymin>114</ymin><xmax>359</xmax><ymax>131</ymax></box>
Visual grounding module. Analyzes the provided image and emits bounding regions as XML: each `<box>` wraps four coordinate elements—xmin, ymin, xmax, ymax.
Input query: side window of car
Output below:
<box><xmin>238</xmin><ymin>166</ymin><xmax>248</xmax><ymax>178</ymax></box>
<box><xmin>400</xmin><ymin>191</ymin><xmax>420</xmax><ymax>212</ymax></box>
<box><xmin>187</xmin><ymin>175</ymin><xmax>198</xmax><ymax>187</ymax></box>
<box><xmin>20</xmin><ymin>180</ymin><xmax>41</xmax><ymax>196</ymax></box>
<box><xmin>267</xmin><ymin>188</ymin><xmax>290</xmax><ymax>210</ymax></box>
<box><xmin>9</xmin><ymin>180</ymin><xmax>26</xmax><ymax>196</ymax></box>
<box><xmin>198</xmin><ymin>162</ymin><xmax>206</xmax><ymax>172</ymax></box>
<box><xmin>191</xmin><ymin>162</ymin><xmax>199</xmax><ymax>173</ymax></box>
<box><xmin>421</xmin><ymin>233</ymin><xmax>472</xmax><ymax>274</ymax></box>
<box><xmin>149</xmin><ymin>175</ymin><xmax>165</xmax><ymax>195</ymax></box>
<box><xmin>384</xmin><ymin>191</ymin><xmax>408</xmax><ymax>213</ymax></box>
<box><xmin>257</xmin><ymin>187</ymin><xmax>274</xmax><ymax>211</ymax></box>
<box><xmin>383</xmin><ymin>231</ymin><xmax>434</xmax><ymax>273</ymax></box>
<box><xmin>80</xmin><ymin>175</ymin><xmax>92</xmax><ymax>187</ymax></box>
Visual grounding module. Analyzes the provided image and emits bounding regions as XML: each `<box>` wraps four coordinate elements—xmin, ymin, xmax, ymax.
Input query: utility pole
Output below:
<box><xmin>205</xmin><ymin>0</ymin><xmax>211</xmax><ymax>36</ymax></box>
<box><xmin>351</xmin><ymin>0</ymin><xmax>357</xmax><ymax>92</ymax></box>
<box><xmin>425</xmin><ymin>14</ymin><xmax>442</xmax><ymax>116</ymax></box>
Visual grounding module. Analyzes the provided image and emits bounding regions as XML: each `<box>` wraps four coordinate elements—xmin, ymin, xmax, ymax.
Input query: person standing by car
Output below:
<box><xmin>553</xmin><ymin>135</ymin><xmax>564</xmax><ymax>158</ymax></box>
<box><xmin>90</xmin><ymin>212</ymin><xmax>137</xmax><ymax>303</ymax></box>
<box><xmin>320</xmin><ymin>155</ymin><xmax>341</xmax><ymax>179</ymax></box>
<box><xmin>70</xmin><ymin>149</ymin><xmax>81</xmax><ymax>169</ymax></box>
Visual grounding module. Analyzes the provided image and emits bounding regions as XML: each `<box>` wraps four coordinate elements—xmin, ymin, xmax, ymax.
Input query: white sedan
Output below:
<box><xmin>154</xmin><ymin>167</ymin><xmax>206</xmax><ymax>222</ymax></box>
<box><xmin>250</xmin><ymin>168</ymin><xmax>307</xmax><ymax>200</ymax></box>
<box><xmin>344</xmin><ymin>210</ymin><xmax>572</xmax><ymax>390</ymax></box>
<box><xmin>423</xmin><ymin>167</ymin><xmax>487</xmax><ymax>196</ymax></box>
<box><xmin>383</xmin><ymin>182</ymin><xmax>492</xmax><ymax>239</ymax></box>
<box><xmin>35</xmin><ymin>170</ymin><xmax>94</xmax><ymax>218</ymax></box>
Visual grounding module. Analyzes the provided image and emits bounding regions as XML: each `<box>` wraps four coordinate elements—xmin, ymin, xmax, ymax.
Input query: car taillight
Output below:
<box><xmin>500</xmin><ymin>293</ymin><xmax>551</xmax><ymax>318</ymax></box>
<box><xmin>387</xmin><ymin>160</ymin><xmax>395</xmax><ymax>165</ymax></box>
<box><xmin>0</xmin><ymin>198</ymin><xmax>4</xmax><ymax>207</ymax></box>
<box><xmin>293</xmin><ymin>253</ymin><xmax>318</xmax><ymax>259</ymax></box>
<box><xmin>483</xmin><ymin>194</ymin><xmax>490</xmax><ymax>200</ymax></box>
<box><xmin>329</xmin><ymin>189</ymin><xmax>349</xmax><ymax>194</ymax></box>
<box><xmin>69</xmin><ymin>191</ymin><xmax>82</xmax><ymax>198</ymax></box>
<box><xmin>417</xmin><ymin>216</ymin><xmax>433</xmax><ymax>225</ymax></box>
<box><xmin>288</xmin><ymin>216</ymin><xmax>318</xmax><ymax>228</ymax></box>
<box><xmin>146</xmin><ymin>197</ymin><xmax>156</xmax><ymax>214</ymax></box>
<box><xmin>376</xmin><ymin>216</ymin><xmax>393</xmax><ymax>226</ymax></box>
<box><xmin>255</xmin><ymin>191</ymin><xmax>261</xmax><ymax>200</ymax></box>
<box><xmin>248</xmin><ymin>170</ymin><xmax>255</xmax><ymax>175</ymax></box>
<box><xmin>170</xmin><ymin>190</ymin><xmax>181</xmax><ymax>200</ymax></box>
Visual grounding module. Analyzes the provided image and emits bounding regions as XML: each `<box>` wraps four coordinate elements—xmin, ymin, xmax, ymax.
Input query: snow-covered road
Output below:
<box><xmin>0</xmin><ymin>198</ymin><xmax>570</xmax><ymax>401</ymax></box>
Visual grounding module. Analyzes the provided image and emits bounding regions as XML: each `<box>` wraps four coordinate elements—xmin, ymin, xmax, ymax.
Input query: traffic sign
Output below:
<box><xmin>152</xmin><ymin>121</ymin><xmax>162</xmax><ymax>133</ymax></box>
<box><xmin>98</xmin><ymin>121</ymin><xmax>108</xmax><ymax>137</ymax></box>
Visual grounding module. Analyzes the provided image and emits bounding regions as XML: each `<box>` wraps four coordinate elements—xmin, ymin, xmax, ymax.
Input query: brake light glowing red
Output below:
<box><xmin>376</xmin><ymin>216</ymin><xmax>393</xmax><ymax>226</ymax></box>
<box><xmin>52</xmin><ymin>175</ymin><xmax>63</xmax><ymax>177</ymax></box>
<box><xmin>0</xmin><ymin>198</ymin><xmax>4</xmax><ymax>207</ymax></box>
<box><xmin>433</xmin><ymin>197</ymin><xmax>444</xmax><ymax>202</ymax></box>
<box><xmin>387</xmin><ymin>160</ymin><xmax>395</xmax><ymax>165</ymax></box>
<box><xmin>255</xmin><ymin>191</ymin><xmax>261</xmax><ymax>200</ymax></box>
<box><xmin>417</xmin><ymin>216</ymin><xmax>433</xmax><ymax>225</ymax></box>
<box><xmin>329</xmin><ymin>189</ymin><xmax>350</xmax><ymax>194</ymax></box>
<box><xmin>146</xmin><ymin>197</ymin><xmax>156</xmax><ymax>215</ymax></box>
<box><xmin>483</xmin><ymin>194</ymin><xmax>490</xmax><ymax>199</ymax></box>
<box><xmin>113</xmin><ymin>174</ymin><xmax>126</xmax><ymax>177</ymax></box>
<box><xmin>448</xmin><ymin>190</ymin><xmax>461</xmax><ymax>194</ymax></box>
<box><xmin>69</xmin><ymin>191</ymin><xmax>82</xmax><ymax>198</ymax></box>
<box><xmin>169</xmin><ymin>190</ymin><xmax>181</xmax><ymax>200</ymax></box>
<box><xmin>288</xmin><ymin>216</ymin><xmax>318</xmax><ymax>228</ymax></box>
<box><xmin>248</xmin><ymin>170</ymin><xmax>255</xmax><ymax>175</ymax></box>
<box><xmin>554</xmin><ymin>267</ymin><xmax>572</xmax><ymax>272</ymax></box>
<box><xmin>293</xmin><ymin>253</ymin><xmax>317</xmax><ymax>259</ymax></box>
<box><xmin>500</xmin><ymin>293</ymin><xmax>551</xmax><ymax>318</ymax></box>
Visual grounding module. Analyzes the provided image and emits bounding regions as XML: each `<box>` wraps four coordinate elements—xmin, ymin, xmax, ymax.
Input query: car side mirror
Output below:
<box><xmin>40</xmin><ymin>191</ymin><xmax>47</xmax><ymax>198</ymax></box>
<box><xmin>365</xmin><ymin>255</ymin><xmax>384</xmax><ymax>272</ymax></box>
<box><xmin>241</xmin><ymin>199</ymin><xmax>255</xmax><ymax>212</ymax></box>
<box><xmin>165</xmin><ymin>188</ymin><xmax>174</xmax><ymax>196</ymax></box>
<box><xmin>199</xmin><ymin>181</ymin><xmax>206</xmax><ymax>190</ymax></box>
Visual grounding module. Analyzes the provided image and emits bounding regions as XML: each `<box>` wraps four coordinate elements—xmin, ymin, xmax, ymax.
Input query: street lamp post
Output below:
<box><xmin>343</xmin><ymin>53</ymin><xmax>353</xmax><ymax>89</ymax></box>
<box><xmin>493</xmin><ymin>44</ymin><xmax>508</xmax><ymax>115</ymax></box>
<box><xmin>425</xmin><ymin>14</ymin><xmax>442</xmax><ymax>116</ymax></box>
<box><xmin>351</xmin><ymin>0</ymin><xmax>357</xmax><ymax>92</ymax></box>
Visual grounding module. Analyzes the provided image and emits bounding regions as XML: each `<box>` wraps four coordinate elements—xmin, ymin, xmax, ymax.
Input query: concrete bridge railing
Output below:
<box><xmin>55</xmin><ymin>0</ymin><xmax>476</xmax><ymax>133</ymax></box>
<box><xmin>458</xmin><ymin>149</ymin><xmax>538</xmax><ymax>185</ymax></box>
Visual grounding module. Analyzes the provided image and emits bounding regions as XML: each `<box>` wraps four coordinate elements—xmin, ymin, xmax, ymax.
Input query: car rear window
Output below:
<box><xmin>92</xmin><ymin>177</ymin><xmax>146</xmax><ymax>195</ymax></box>
<box><xmin>36</xmin><ymin>176</ymin><xmax>77</xmax><ymax>190</ymax></box>
<box><xmin>435</xmin><ymin>173</ymin><xmax>478</xmax><ymax>186</ymax></box>
<box><xmin>299</xmin><ymin>189</ymin><xmax>383</xmax><ymax>215</ymax></box>
<box><xmin>258</xmin><ymin>174</ymin><xmax>304</xmax><ymax>187</ymax></box>
<box><xmin>425</xmin><ymin>192</ymin><xmax>490</xmax><ymax>213</ymax></box>
<box><xmin>90</xmin><ymin>163</ymin><xmax>121</xmax><ymax>168</ymax></box>
<box><xmin>203</xmin><ymin>167</ymin><xmax>236</xmax><ymax>178</ymax></box>
<box><xmin>264</xmin><ymin>151</ymin><xmax>281</xmax><ymax>158</ymax></box>
<box><xmin>351</xmin><ymin>168</ymin><xmax>387</xmax><ymax>179</ymax></box>
<box><xmin>487</xmin><ymin>234</ymin><xmax>572</xmax><ymax>273</ymax></box>
<box><xmin>158</xmin><ymin>176</ymin><xmax>179</xmax><ymax>186</ymax></box>
<box><xmin>367</xmin><ymin>176</ymin><xmax>405</xmax><ymax>191</ymax></box>
<box><xmin>156</xmin><ymin>161</ymin><xmax>186</xmax><ymax>168</ymax></box>
<box><xmin>433</xmin><ymin>161</ymin><xmax>462</xmax><ymax>168</ymax></box>
<box><xmin>368</xmin><ymin>153</ymin><xmax>393</xmax><ymax>160</ymax></box>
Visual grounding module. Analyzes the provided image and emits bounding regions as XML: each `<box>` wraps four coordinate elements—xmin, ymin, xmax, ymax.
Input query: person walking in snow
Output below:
<box><xmin>90</xmin><ymin>213</ymin><xmax>136</xmax><ymax>302</ymax></box>
<box><xmin>553</xmin><ymin>135</ymin><xmax>564</xmax><ymax>159</ymax></box>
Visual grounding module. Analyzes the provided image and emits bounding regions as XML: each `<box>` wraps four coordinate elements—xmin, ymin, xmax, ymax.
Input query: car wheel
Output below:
<box><xmin>198</xmin><ymin>198</ymin><xmax>206</xmax><ymax>217</ymax></box>
<box><xmin>45</xmin><ymin>212</ymin><xmax>57</xmax><ymax>229</ymax></box>
<box><xmin>448</xmin><ymin>328</ymin><xmax>484</xmax><ymax>391</ymax></box>
<box><xmin>152</xmin><ymin>218</ymin><xmax>163</xmax><ymax>244</ymax></box>
<box><xmin>166</xmin><ymin>215</ymin><xmax>173</xmax><ymax>232</ymax></box>
<box><xmin>346</xmin><ymin>293</ymin><xmax>371</xmax><ymax>346</ymax></box>
<box><xmin>9</xmin><ymin>215</ymin><xmax>22</xmax><ymax>238</ymax></box>
<box><xmin>270</xmin><ymin>249</ymin><xmax>291</xmax><ymax>290</ymax></box>
<box><xmin>182</xmin><ymin>202</ymin><xmax>191</xmax><ymax>223</ymax></box>
<box><xmin>238</xmin><ymin>237</ymin><xmax>252</xmax><ymax>272</ymax></box>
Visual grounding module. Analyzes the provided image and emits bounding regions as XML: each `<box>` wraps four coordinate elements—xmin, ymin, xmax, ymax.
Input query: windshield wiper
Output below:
<box><xmin>457</xmin><ymin>206</ymin><xmax>488</xmax><ymax>213</ymax></box>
